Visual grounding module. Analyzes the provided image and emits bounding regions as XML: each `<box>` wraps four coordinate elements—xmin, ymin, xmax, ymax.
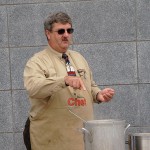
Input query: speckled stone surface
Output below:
<box><xmin>1</xmin><ymin>0</ymin><xmax>150</xmax><ymax>149</ymax></box>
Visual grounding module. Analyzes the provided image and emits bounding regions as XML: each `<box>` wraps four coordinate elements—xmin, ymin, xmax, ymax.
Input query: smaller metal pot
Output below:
<box><xmin>129</xmin><ymin>133</ymin><xmax>150</xmax><ymax>150</ymax></box>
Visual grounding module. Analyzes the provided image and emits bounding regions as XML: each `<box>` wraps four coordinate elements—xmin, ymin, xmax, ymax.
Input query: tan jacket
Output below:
<box><xmin>24</xmin><ymin>45</ymin><xmax>100</xmax><ymax>150</ymax></box>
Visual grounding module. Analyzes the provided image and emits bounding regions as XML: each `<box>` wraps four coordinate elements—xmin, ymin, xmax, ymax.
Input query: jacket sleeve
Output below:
<box><xmin>24</xmin><ymin>58</ymin><xmax>66</xmax><ymax>99</ymax></box>
<box><xmin>90</xmin><ymin>70</ymin><xmax>101</xmax><ymax>103</ymax></box>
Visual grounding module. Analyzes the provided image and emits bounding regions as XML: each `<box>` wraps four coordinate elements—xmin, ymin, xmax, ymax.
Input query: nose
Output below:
<box><xmin>63</xmin><ymin>30</ymin><xmax>69</xmax><ymax>37</ymax></box>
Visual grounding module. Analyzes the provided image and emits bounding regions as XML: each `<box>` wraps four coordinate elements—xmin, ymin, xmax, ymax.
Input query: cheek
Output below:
<box><xmin>51</xmin><ymin>35</ymin><xmax>61</xmax><ymax>42</ymax></box>
<box><xmin>56</xmin><ymin>37</ymin><xmax>63</xmax><ymax>44</ymax></box>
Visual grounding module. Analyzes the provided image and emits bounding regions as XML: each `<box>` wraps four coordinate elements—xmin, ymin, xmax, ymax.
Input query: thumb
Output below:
<box><xmin>80</xmin><ymin>81</ymin><xmax>86</xmax><ymax>91</ymax></box>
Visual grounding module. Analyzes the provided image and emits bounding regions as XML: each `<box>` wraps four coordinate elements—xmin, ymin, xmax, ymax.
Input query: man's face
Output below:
<box><xmin>46</xmin><ymin>22</ymin><xmax>73</xmax><ymax>53</ymax></box>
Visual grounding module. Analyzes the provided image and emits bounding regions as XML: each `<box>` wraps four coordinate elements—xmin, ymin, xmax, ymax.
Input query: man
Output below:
<box><xmin>23</xmin><ymin>12</ymin><xmax>115</xmax><ymax>150</ymax></box>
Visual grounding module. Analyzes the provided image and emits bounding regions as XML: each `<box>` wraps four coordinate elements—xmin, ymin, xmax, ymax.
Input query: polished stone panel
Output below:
<box><xmin>0</xmin><ymin>1</ymin><xmax>6</xmax><ymax>4</ymax></box>
<box><xmin>0</xmin><ymin>133</ymin><xmax>14</xmax><ymax>150</ymax></box>
<box><xmin>8</xmin><ymin>4</ymin><xmax>47</xmax><ymax>47</ymax></box>
<box><xmin>0</xmin><ymin>48</ymin><xmax>10</xmax><ymax>90</ymax></box>
<box><xmin>1</xmin><ymin>0</ymin><xmax>90</xmax><ymax>4</ymax></box>
<box><xmin>0</xmin><ymin>6</ymin><xmax>8</xmax><ymax>47</ymax></box>
<box><xmin>74</xmin><ymin>42</ymin><xmax>137</xmax><ymax>85</ymax></box>
<box><xmin>0</xmin><ymin>91</ymin><xmax>13</xmax><ymax>132</ymax></box>
<box><xmin>137</xmin><ymin>0</ymin><xmax>150</xmax><ymax>40</ymax></box>
<box><xmin>138</xmin><ymin>41</ymin><xmax>150</xmax><ymax>83</ymax></box>
<box><xmin>70</xmin><ymin>0</ymin><xmax>136</xmax><ymax>43</ymax></box>
<box><xmin>138</xmin><ymin>84</ymin><xmax>150</xmax><ymax>126</ymax></box>
<box><xmin>6</xmin><ymin>0</ymin><xmax>69</xmax><ymax>4</ymax></box>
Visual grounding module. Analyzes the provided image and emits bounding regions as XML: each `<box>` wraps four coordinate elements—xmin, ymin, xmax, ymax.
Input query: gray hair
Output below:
<box><xmin>44</xmin><ymin>12</ymin><xmax>72</xmax><ymax>31</ymax></box>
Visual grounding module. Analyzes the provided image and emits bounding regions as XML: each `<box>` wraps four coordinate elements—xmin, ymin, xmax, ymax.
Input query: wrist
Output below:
<box><xmin>64</xmin><ymin>76</ymin><xmax>69</xmax><ymax>86</ymax></box>
<box><xmin>96</xmin><ymin>91</ymin><xmax>102</xmax><ymax>104</ymax></box>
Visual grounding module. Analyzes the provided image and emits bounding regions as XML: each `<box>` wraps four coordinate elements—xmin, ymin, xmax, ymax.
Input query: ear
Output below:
<box><xmin>45</xmin><ymin>30</ymin><xmax>51</xmax><ymax>40</ymax></box>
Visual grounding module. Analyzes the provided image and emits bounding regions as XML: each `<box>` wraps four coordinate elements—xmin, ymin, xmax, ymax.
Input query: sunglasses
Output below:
<box><xmin>54</xmin><ymin>28</ymin><xmax>74</xmax><ymax>35</ymax></box>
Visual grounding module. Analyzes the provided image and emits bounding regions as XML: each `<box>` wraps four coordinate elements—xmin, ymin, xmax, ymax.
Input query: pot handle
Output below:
<box><xmin>79</xmin><ymin>128</ymin><xmax>93</xmax><ymax>143</ymax></box>
<box><xmin>124</xmin><ymin>124</ymin><xmax>130</xmax><ymax>134</ymax></box>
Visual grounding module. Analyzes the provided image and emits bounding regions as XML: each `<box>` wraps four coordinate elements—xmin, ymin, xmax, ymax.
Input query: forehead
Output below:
<box><xmin>52</xmin><ymin>22</ymin><xmax>72</xmax><ymax>29</ymax></box>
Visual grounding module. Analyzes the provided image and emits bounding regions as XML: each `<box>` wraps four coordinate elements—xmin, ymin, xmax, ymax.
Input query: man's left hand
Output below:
<box><xmin>96</xmin><ymin>88</ymin><xmax>115</xmax><ymax>102</ymax></box>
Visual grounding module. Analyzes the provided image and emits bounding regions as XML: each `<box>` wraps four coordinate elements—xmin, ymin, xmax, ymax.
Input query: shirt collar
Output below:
<box><xmin>47</xmin><ymin>45</ymin><xmax>70</xmax><ymax>59</ymax></box>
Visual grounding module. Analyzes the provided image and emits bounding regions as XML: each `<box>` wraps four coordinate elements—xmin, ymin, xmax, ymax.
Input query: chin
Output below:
<box><xmin>62</xmin><ymin>49</ymin><xmax>67</xmax><ymax>53</ymax></box>
<box><xmin>62</xmin><ymin>46</ymin><xmax>69</xmax><ymax>51</ymax></box>
<box><xmin>57</xmin><ymin>48</ymin><xmax>67</xmax><ymax>53</ymax></box>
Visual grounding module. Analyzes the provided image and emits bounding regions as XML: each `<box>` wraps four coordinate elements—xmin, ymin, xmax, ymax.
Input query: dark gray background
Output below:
<box><xmin>0</xmin><ymin>0</ymin><xmax>150</xmax><ymax>149</ymax></box>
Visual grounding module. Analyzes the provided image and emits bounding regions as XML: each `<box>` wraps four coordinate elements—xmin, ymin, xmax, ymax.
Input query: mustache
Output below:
<box><xmin>63</xmin><ymin>39</ymin><xmax>68</xmax><ymax>41</ymax></box>
<box><xmin>62</xmin><ymin>38</ymin><xmax>73</xmax><ymax>43</ymax></box>
<box><xmin>62</xmin><ymin>37</ymin><xmax>69</xmax><ymax>41</ymax></box>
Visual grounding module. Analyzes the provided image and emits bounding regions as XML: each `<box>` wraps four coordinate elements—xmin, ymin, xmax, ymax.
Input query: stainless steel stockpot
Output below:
<box><xmin>82</xmin><ymin>119</ymin><xmax>128</xmax><ymax>150</ymax></box>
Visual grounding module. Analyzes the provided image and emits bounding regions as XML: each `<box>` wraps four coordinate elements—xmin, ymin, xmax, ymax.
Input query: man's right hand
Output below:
<box><xmin>64</xmin><ymin>76</ymin><xmax>86</xmax><ymax>91</ymax></box>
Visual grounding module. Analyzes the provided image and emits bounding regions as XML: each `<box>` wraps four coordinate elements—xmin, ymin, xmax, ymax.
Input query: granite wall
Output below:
<box><xmin>0</xmin><ymin>0</ymin><xmax>150</xmax><ymax>149</ymax></box>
